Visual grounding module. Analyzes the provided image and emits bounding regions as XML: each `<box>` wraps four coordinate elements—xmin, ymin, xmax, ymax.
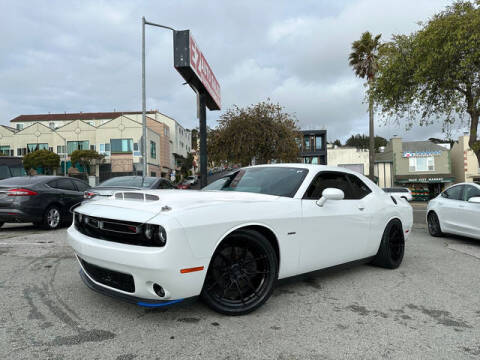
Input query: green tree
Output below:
<box><xmin>349</xmin><ymin>31</ymin><xmax>382</xmax><ymax>181</ymax></box>
<box><xmin>191</xmin><ymin>129</ymin><xmax>198</xmax><ymax>151</ymax></box>
<box><xmin>332</xmin><ymin>139</ymin><xmax>342</xmax><ymax>147</ymax></box>
<box><xmin>179</xmin><ymin>153</ymin><xmax>194</xmax><ymax>177</ymax></box>
<box><xmin>70</xmin><ymin>149</ymin><xmax>104</xmax><ymax>175</ymax></box>
<box><xmin>373</xmin><ymin>1</ymin><xmax>480</xmax><ymax>163</ymax></box>
<box><xmin>345</xmin><ymin>134</ymin><xmax>387</xmax><ymax>151</ymax></box>
<box><xmin>208</xmin><ymin>100</ymin><xmax>301</xmax><ymax>166</ymax></box>
<box><xmin>23</xmin><ymin>150</ymin><xmax>60</xmax><ymax>174</ymax></box>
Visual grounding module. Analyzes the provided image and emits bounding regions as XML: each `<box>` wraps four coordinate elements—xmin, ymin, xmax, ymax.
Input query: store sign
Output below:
<box><xmin>405</xmin><ymin>177</ymin><xmax>452</xmax><ymax>183</ymax></box>
<box><xmin>173</xmin><ymin>30</ymin><xmax>221</xmax><ymax>111</ymax></box>
<box><xmin>402</xmin><ymin>151</ymin><xmax>441</xmax><ymax>158</ymax></box>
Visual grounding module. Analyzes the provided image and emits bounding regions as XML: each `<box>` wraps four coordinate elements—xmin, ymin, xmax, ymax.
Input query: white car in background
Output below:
<box><xmin>67</xmin><ymin>164</ymin><xmax>413</xmax><ymax>315</ymax></box>
<box><xmin>427</xmin><ymin>182</ymin><xmax>480</xmax><ymax>240</ymax></box>
<box><xmin>383</xmin><ymin>187</ymin><xmax>413</xmax><ymax>201</ymax></box>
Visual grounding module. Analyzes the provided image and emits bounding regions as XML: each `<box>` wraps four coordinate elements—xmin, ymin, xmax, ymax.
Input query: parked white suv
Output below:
<box><xmin>383</xmin><ymin>187</ymin><xmax>413</xmax><ymax>201</ymax></box>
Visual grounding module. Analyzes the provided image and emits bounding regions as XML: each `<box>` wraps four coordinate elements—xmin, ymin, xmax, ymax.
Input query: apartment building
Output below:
<box><xmin>1</xmin><ymin>111</ymin><xmax>192</xmax><ymax>179</ymax></box>
<box><xmin>381</xmin><ymin>137</ymin><xmax>454</xmax><ymax>200</ymax></box>
<box><xmin>299</xmin><ymin>130</ymin><xmax>327</xmax><ymax>164</ymax></box>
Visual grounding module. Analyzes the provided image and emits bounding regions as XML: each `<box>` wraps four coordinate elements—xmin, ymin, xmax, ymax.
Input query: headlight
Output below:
<box><xmin>143</xmin><ymin>224</ymin><xmax>167</xmax><ymax>247</ymax></box>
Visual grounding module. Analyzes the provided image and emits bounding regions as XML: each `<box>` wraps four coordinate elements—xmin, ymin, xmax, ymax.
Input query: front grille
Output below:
<box><xmin>79</xmin><ymin>257</ymin><xmax>135</xmax><ymax>293</ymax></box>
<box><xmin>74</xmin><ymin>213</ymin><xmax>157</xmax><ymax>247</ymax></box>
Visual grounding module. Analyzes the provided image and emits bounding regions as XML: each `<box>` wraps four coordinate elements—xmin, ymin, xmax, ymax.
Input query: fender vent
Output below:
<box><xmin>391</xmin><ymin>196</ymin><xmax>397</xmax><ymax>205</ymax></box>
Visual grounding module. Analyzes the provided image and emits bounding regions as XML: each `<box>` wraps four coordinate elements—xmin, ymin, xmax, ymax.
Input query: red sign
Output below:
<box><xmin>189</xmin><ymin>35</ymin><xmax>221</xmax><ymax>110</ymax></box>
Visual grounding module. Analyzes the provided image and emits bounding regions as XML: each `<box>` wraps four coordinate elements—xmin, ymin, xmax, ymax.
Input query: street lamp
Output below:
<box><xmin>141</xmin><ymin>17</ymin><xmax>176</xmax><ymax>178</ymax></box>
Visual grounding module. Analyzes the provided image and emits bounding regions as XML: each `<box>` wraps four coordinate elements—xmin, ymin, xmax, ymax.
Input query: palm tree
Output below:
<box><xmin>349</xmin><ymin>31</ymin><xmax>382</xmax><ymax>182</ymax></box>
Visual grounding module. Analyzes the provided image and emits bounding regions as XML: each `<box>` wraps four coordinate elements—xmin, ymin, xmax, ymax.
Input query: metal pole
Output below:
<box><xmin>64</xmin><ymin>138</ymin><xmax>67</xmax><ymax>176</ymax></box>
<box><xmin>199</xmin><ymin>92</ymin><xmax>207</xmax><ymax>188</ymax></box>
<box><xmin>142</xmin><ymin>16</ymin><xmax>147</xmax><ymax>178</ymax></box>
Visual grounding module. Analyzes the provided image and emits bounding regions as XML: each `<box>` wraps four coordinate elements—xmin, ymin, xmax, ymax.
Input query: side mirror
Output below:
<box><xmin>316</xmin><ymin>188</ymin><xmax>344</xmax><ymax>207</ymax></box>
<box><xmin>468</xmin><ymin>196</ymin><xmax>480</xmax><ymax>204</ymax></box>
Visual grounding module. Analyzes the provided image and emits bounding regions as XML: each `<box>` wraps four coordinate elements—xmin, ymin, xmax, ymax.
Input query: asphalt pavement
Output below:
<box><xmin>1</xmin><ymin>205</ymin><xmax>480</xmax><ymax>359</ymax></box>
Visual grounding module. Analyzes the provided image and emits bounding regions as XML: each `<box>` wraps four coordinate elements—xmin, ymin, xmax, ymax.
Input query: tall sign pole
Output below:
<box><xmin>174</xmin><ymin>30</ymin><xmax>221</xmax><ymax>187</ymax></box>
<box><xmin>198</xmin><ymin>92</ymin><xmax>207</xmax><ymax>187</ymax></box>
<box><xmin>141</xmin><ymin>20</ymin><xmax>221</xmax><ymax>186</ymax></box>
<box><xmin>141</xmin><ymin>17</ymin><xmax>147</xmax><ymax>178</ymax></box>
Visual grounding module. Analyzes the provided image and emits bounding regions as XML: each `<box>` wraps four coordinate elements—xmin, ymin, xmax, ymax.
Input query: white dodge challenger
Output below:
<box><xmin>67</xmin><ymin>164</ymin><xmax>413</xmax><ymax>315</ymax></box>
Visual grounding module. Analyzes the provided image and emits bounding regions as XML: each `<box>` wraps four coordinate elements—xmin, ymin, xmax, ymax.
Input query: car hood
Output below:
<box><xmin>75</xmin><ymin>190</ymin><xmax>280</xmax><ymax>223</ymax></box>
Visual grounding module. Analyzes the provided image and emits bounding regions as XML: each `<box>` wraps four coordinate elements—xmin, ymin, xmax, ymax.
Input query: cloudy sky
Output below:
<box><xmin>0</xmin><ymin>0</ymin><xmax>469</xmax><ymax>142</ymax></box>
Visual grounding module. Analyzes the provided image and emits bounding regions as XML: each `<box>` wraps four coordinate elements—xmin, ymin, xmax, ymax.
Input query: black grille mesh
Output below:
<box><xmin>80</xmin><ymin>257</ymin><xmax>135</xmax><ymax>293</ymax></box>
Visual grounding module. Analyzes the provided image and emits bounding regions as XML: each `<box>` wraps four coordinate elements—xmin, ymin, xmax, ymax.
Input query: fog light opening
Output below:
<box><xmin>153</xmin><ymin>283</ymin><xmax>165</xmax><ymax>297</ymax></box>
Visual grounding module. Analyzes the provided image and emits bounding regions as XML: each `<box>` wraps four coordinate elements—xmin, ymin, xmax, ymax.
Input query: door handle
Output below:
<box><xmin>358</xmin><ymin>206</ymin><xmax>365</xmax><ymax>211</ymax></box>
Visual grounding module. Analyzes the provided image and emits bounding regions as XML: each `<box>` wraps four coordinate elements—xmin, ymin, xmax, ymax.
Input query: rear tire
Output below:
<box><xmin>42</xmin><ymin>206</ymin><xmax>63</xmax><ymax>230</ymax></box>
<box><xmin>371</xmin><ymin>219</ymin><xmax>405</xmax><ymax>269</ymax></box>
<box><xmin>201</xmin><ymin>229</ymin><xmax>278</xmax><ymax>315</ymax></box>
<box><xmin>0</xmin><ymin>222</ymin><xmax>4</xmax><ymax>228</ymax></box>
<box><xmin>427</xmin><ymin>211</ymin><xmax>443</xmax><ymax>237</ymax></box>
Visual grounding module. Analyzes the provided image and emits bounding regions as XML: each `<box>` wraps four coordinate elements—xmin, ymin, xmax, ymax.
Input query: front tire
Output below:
<box><xmin>427</xmin><ymin>211</ymin><xmax>443</xmax><ymax>237</ymax></box>
<box><xmin>371</xmin><ymin>219</ymin><xmax>405</xmax><ymax>269</ymax></box>
<box><xmin>42</xmin><ymin>206</ymin><xmax>63</xmax><ymax>230</ymax></box>
<box><xmin>201</xmin><ymin>229</ymin><xmax>278</xmax><ymax>315</ymax></box>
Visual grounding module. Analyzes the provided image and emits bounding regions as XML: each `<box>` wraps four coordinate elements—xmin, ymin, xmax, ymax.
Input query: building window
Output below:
<box><xmin>27</xmin><ymin>143</ymin><xmax>48</xmax><ymax>153</ymax></box>
<box><xmin>150</xmin><ymin>141</ymin><xmax>156</xmax><ymax>159</ymax></box>
<box><xmin>315</xmin><ymin>136</ymin><xmax>323</xmax><ymax>150</ymax></box>
<box><xmin>409</xmin><ymin>157</ymin><xmax>435</xmax><ymax>172</ymax></box>
<box><xmin>49</xmin><ymin>147</ymin><xmax>53</xmax><ymax>152</ymax></box>
<box><xmin>151</xmin><ymin>171</ymin><xmax>156</xmax><ymax>177</ymax></box>
<box><xmin>90</xmin><ymin>145</ymin><xmax>96</xmax><ymax>151</ymax></box>
<box><xmin>304</xmin><ymin>137</ymin><xmax>310</xmax><ymax>151</ymax></box>
<box><xmin>17</xmin><ymin>148</ymin><xmax>27</xmax><ymax>156</ymax></box>
<box><xmin>164</xmin><ymin>128</ymin><xmax>169</xmax><ymax>137</ymax></box>
<box><xmin>0</xmin><ymin>146</ymin><xmax>10</xmax><ymax>155</ymax></box>
<box><xmin>311</xmin><ymin>157</ymin><xmax>319</xmax><ymax>164</ymax></box>
<box><xmin>57</xmin><ymin>145</ymin><xmax>66</xmax><ymax>154</ymax></box>
<box><xmin>110</xmin><ymin>139</ymin><xmax>133</xmax><ymax>154</ymax></box>
<box><xmin>67</xmin><ymin>141</ymin><xmax>89</xmax><ymax>154</ymax></box>
<box><xmin>99</xmin><ymin>143</ymin><xmax>111</xmax><ymax>155</ymax></box>
<box><xmin>133</xmin><ymin>143</ymin><xmax>139</xmax><ymax>151</ymax></box>
<box><xmin>16</xmin><ymin>123</ymin><xmax>23</xmax><ymax>130</ymax></box>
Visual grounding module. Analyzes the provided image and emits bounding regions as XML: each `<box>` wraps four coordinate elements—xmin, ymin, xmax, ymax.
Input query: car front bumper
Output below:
<box><xmin>67</xmin><ymin>225</ymin><xmax>209</xmax><ymax>303</ymax></box>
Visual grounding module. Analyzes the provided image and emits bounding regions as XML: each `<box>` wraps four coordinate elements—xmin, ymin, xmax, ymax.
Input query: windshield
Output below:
<box><xmin>202</xmin><ymin>167</ymin><xmax>308</xmax><ymax>197</ymax></box>
<box><xmin>98</xmin><ymin>177</ymin><xmax>156</xmax><ymax>188</ymax></box>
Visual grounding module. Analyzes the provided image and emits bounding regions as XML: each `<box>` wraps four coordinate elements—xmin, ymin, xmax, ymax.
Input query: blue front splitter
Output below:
<box><xmin>79</xmin><ymin>269</ymin><xmax>190</xmax><ymax>309</ymax></box>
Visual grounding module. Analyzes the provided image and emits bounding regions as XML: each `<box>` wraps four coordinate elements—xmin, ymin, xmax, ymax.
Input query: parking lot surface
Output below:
<box><xmin>1</xmin><ymin>216</ymin><xmax>480</xmax><ymax>359</ymax></box>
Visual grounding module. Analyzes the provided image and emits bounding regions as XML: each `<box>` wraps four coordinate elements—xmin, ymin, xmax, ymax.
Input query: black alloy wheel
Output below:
<box><xmin>371</xmin><ymin>219</ymin><xmax>405</xmax><ymax>269</ymax></box>
<box><xmin>201</xmin><ymin>229</ymin><xmax>278</xmax><ymax>315</ymax></box>
<box><xmin>427</xmin><ymin>212</ymin><xmax>443</xmax><ymax>237</ymax></box>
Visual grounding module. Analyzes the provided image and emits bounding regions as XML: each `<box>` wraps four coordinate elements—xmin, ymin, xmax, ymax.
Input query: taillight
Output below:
<box><xmin>7</xmin><ymin>188</ymin><xmax>38</xmax><ymax>196</ymax></box>
<box><xmin>84</xmin><ymin>191</ymin><xmax>96</xmax><ymax>199</ymax></box>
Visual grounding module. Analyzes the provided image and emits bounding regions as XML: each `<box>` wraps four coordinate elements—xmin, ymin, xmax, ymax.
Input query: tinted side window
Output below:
<box><xmin>463</xmin><ymin>185</ymin><xmax>480</xmax><ymax>201</ymax></box>
<box><xmin>442</xmin><ymin>185</ymin><xmax>463</xmax><ymax>200</ymax></box>
<box><xmin>73</xmin><ymin>180</ymin><xmax>90</xmax><ymax>192</ymax></box>
<box><xmin>55</xmin><ymin>179</ymin><xmax>76</xmax><ymax>191</ymax></box>
<box><xmin>346</xmin><ymin>174</ymin><xmax>372</xmax><ymax>199</ymax></box>
<box><xmin>304</xmin><ymin>172</ymin><xmax>352</xmax><ymax>200</ymax></box>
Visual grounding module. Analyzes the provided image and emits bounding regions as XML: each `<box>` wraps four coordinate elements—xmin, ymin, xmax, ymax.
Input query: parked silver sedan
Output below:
<box><xmin>427</xmin><ymin>182</ymin><xmax>480</xmax><ymax>240</ymax></box>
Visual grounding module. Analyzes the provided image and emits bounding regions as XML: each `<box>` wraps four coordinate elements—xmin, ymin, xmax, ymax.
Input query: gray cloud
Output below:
<box><xmin>1</xmin><ymin>0</ymin><xmax>462</xmax><ymax>143</ymax></box>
